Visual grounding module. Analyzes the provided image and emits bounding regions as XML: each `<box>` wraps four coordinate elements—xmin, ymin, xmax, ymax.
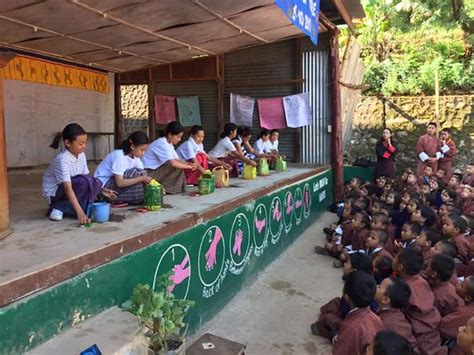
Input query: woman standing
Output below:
<box><xmin>375</xmin><ymin>128</ymin><xmax>397</xmax><ymax>179</ymax></box>
<box><xmin>142</xmin><ymin>122</ymin><xmax>197</xmax><ymax>194</ymax></box>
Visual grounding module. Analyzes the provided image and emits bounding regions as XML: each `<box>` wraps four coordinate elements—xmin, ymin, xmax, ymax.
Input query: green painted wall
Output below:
<box><xmin>343</xmin><ymin>165</ymin><xmax>375</xmax><ymax>183</ymax></box>
<box><xmin>0</xmin><ymin>170</ymin><xmax>332</xmax><ymax>354</ymax></box>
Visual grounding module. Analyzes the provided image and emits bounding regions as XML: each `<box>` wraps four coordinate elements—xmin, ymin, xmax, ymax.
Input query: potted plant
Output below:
<box><xmin>122</xmin><ymin>275</ymin><xmax>195</xmax><ymax>354</ymax></box>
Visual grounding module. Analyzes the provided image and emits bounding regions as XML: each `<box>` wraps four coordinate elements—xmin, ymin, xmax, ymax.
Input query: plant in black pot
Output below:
<box><xmin>122</xmin><ymin>275</ymin><xmax>195</xmax><ymax>354</ymax></box>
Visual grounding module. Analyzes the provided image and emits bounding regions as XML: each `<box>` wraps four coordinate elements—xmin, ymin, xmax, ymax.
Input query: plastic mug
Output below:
<box><xmin>87</xmin><ymin>202</ymin><xmax>110</xmax><ymax>223</ymax></box>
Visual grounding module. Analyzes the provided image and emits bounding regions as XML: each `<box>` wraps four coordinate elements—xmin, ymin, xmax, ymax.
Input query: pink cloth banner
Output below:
<box><xmin>258</xmin><ymin>97</ymin><xmax>287</xmax><ymax>129</ymax></box>
<box><xmin>155</xmin><ymin>95</ymin><xmax>176</xmax><ymax>124</ymax></box>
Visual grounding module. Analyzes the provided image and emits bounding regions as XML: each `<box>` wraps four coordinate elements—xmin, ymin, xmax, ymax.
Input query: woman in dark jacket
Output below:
<box><xmin>375</xmin><ymin>128</ymin><xmax>397</xmax><ymax>179</ymax></box>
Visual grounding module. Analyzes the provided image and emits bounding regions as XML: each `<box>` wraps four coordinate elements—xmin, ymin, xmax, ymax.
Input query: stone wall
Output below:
<box><xmin>345</xmin><ymin>95</ymin><xmax>474</xmax><ymax>174</ymax></box>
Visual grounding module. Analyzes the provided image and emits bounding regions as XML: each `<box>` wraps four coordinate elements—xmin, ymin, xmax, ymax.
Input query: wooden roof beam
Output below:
<box><xmin>330</xmin><ymin>0</ymin><xmax>355</xmax><ymax>32</ymax></box>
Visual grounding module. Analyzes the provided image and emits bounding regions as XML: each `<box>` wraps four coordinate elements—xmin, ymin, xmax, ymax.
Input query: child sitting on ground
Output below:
<box><xmin>367</xmin><ymin>330</ymin><xmax>415</xmax><ymax>355</ymax></box>
<box><xmin>439</xmin><ymin>276</ymin><xmax>474</xmax><ymax>343</ymax></box>
<box><xmin>416</xmin><ymin>227</ymin><xmax>442</xmax><ymax>262</ymax></box>
<box><xmin>419</xmin><ymin>165</ymin><xmax>434</xmax><ymax>185</ymax></box>
<box><xmin>311</xmin><ymin>253</ymin><xmax>374</xmax><ymax>339</ymax></box>
<box><xmin>443</xmin><ymin>215</ymin><xmax>470</xmax><ymax>264</ymax></box>
<box><xmin>370</xmin><ymin>213</ymin><xmax>395</xmax><ymax>253</ymax></box>
<box><xmin>375</xmin><ymin>276</ymin><xmax>418</xmax><ymax>352</ymax></box>
<box><xmin>331</xmin><ymin>270</ymin><xmax>384</xmax><ymax>355</ymax></box>
<box><xmin>462</xmin><ymin>163</ymin><xmax>474</xmax><ymax>187</ymax></box>
<box><xmin>395</xmin><ymin>222</ymin><xmax>421</xmax><ymax>252</ymax></box>
<box><xmin>366</xmin><ymin>229</ymin><xmax>393</xmax><ymax>261</ymax></box>
<box><xmin>411</xmin><ymin>206</ymin><xmax>438</xmax><ymax>228</ymax></box>
<box><xmin>392</xmin><ymin>247</ymin><xmax>444</xmax><ymax>355</ymax></box>
<box><xmin>373</xmin><ymin>255</ymin><xmax>394</xmax><ymax>285</ymax></box>
<box><xmin>335</xmin><ymin>211</ymin><xmax>371</xmax><ymax>268</ymax></box>
<box><xmin>426</xmin><ymin>254</ymin><xmax>465</xmax><ymax>316</ymax></box>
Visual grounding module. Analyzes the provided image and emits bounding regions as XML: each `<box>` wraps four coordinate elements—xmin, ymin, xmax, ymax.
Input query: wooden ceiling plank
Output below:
<box><xmin>70</xmin><ymin>0</ymin><xmax>216</xmax><ymax>56</ymax></box>
<box><xmin>192</xmin><ymin>0</ymin><xmax>269</xmax><ymax>44</ymax></box>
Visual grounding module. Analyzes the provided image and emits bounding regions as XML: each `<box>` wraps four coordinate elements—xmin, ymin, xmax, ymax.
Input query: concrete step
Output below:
<box><xmin>26</xmin><ymin>307</ymin><xmax>146</xmax><ymax>355</ymax></box>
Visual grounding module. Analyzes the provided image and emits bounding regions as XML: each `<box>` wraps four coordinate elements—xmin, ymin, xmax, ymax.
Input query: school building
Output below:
<box><xmin>0</xmin><ymin>1</ymin><xmax>365</xmax><ymax>352</ymax></box>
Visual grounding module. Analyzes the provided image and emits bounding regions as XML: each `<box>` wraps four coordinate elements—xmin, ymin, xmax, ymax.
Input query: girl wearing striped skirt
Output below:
<box><xmin>142</xmin><ymin>122</ymin><xmax>197</xmax><ymax>194</ymax></box>
<box><xmin>177</xmin><ymin>125</ymin><xmax>232</xmax><ymax>185</ymax></box>
<box><xmin>94</xmin><ymin>131</ymin><xmax>151</xmax><ymax>204</ymax></box>
<box><xmin>42</xmin><ymin>123</ymin><xmax>116</xmax><ymax>224</ymax></box>
<box><xmin>209</xmin><ymin>123</ymin><xmax>257</xmax><ymax>177</ymax></box>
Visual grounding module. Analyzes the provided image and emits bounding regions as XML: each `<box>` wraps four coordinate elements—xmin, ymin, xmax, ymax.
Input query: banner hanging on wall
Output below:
<box><xmin>283</xmin><ymin>92</ymin><xmax>312</xmax><ymax>128</ymax></box>
<box><xmin>274</xmin><ymin>0</ymin><xmax>320</xmax><ymax>45</ymax></box>
<box><xmin>154</xmin><ymin>95</ymin><xmax>176</xmax><ymax>124</ymax></box>
<box><xmin>1</xmin><ymin>55</ymin><xmax>109</xmax><ymax>93</ymax></box>
<box><xmin>177</xmin><ymin>96</ymin><xmax>202</xmax><ymax>126</ymax></box>
<box><xmin>230</xmin><ymin>93</ymin><xmax>255</xmax><ymax>127</ymax></box>
<box><xmin>258</xmin><ymin>97</ymin><xmax>287</xmax><ymax>129</ymax></box>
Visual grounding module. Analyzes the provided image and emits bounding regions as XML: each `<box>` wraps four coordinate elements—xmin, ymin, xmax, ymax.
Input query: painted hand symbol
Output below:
<box><xmin>232</xmin><ymin>229</ymin><xmax>243</xmax><ymax>256</ymax></box>
<box><xmin>273</xmin><ymin>200</ymin><xmax>281</xmax><ymax>221</ymax></box>
<box><xmin>168</xmin><ymin>255</ymin><xmax>190</xmax><ymax>293</ymax></box>
<box><xmin>295</xmin><ymin>199</ymin><xmax>303</xmax><ymax>209</ymax></box>
<box><xmin>255</xmin><ymin>217</ymin><xmax>266</xmax><ymax>233</ymax></box>
<box><xmin>286</xmin><ymin>193</ymin><xmax>293</xmax><ymax>214</ymax></box>
<box><xmin>205</xmin><ymin>228</ymin><xmax>223</xmax><ymax>271</ymax></box>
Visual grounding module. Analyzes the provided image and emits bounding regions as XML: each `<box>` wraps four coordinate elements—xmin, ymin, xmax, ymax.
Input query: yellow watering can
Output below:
<box><xmin>213</xmin><ymin>166</ymin><xmax>229</xmax><ymax>188</ymax></box>
<box><xmin>243</xmin><ymin>163</ymin><xmax>257</xmax><ymax>180</ymax></box>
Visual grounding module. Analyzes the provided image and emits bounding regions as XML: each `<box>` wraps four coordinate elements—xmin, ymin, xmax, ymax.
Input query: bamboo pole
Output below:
<box><xmin>435</xmin><ymin>68</ymin><xmax>440</xmax><ymax>136</ymax></box>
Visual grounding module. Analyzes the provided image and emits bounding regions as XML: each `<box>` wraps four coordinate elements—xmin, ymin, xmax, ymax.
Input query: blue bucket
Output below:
<box><xmin>87</xmin><ymin>202</ymin><xmax>110</xmax><ymax>223</ymax></box>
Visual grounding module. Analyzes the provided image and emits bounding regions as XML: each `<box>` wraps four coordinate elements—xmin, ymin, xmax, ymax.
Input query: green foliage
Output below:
<box><xmin>356</xmin><ymin>0</ymin><xmax>474</xmax><ymax>95</ymax></box>
<box><xmin>122</xmin><ymin>275</ymin><xmax>195</xmax><ymax>352</ymax></box>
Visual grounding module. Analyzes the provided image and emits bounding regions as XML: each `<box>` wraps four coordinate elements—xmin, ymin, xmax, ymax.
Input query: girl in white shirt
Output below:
<box><xmin>177</xmin><ymin>125</ymin><xmax>231</xmax><ymax>185</ymax></box>
<box><xmin>268</xmin><ymin>129</ymin><xmax>280</xmax><ymax>153</ymax></box>
<box><xmin>142</xmin><ymin>122</ymin><xmax>197</xmax><ymax>194</ymax></box>
<box><xmin>253</xmin><ymin>129</ymin><xmax>273</xmax><ymax>155</ymax></box>
<box><xmin>209</xmin><ymin>123</ymin><xmax>256</xmax><ymax>177</ymax></box>
<box><xmin>42</xmin><ymin>123</ymin><xmax>116</xmax><ymax>224</ymax></box>
<box><xmin>95</xmin><ymin>131</ymin><xmax>151</xmax><ymax>204</ymax></box>
<box><xmin>232</xmin><ymin>127</ymin><xmax>260</xmax><ymax>174</ymax></box>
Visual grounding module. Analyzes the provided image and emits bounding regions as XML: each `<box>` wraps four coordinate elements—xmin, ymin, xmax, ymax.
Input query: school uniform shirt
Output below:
<box><xmin>208</xmin><ymin>137</ymin><xmax>236</xmax><ymax>158</ymax></box>
<box><xmin>42</xmin><ymin>150</ymin><xmax>89</xmax><ymax>198</ymax></box>
<box><xmin>416</xmin><ymin>134</ymin><xmax>442</xmax><ymax>163</ymax></box>
<box><xmin>439</xmin><ymin>302</ymin><xmax>474</xmax><ymax>339</ymax></box>
<box><xmin>332</xmin><ymin>307</ymin><xmax>383</xmax><ymax>355</ymax></box>
<box><xmin>94</xmin><ymin>149</ymin><xmax>144</xmax><ymax>186</ymax></box>
<box><xmin>142</xmin><ymin>137</ymin><xmax>179</xmax><ymax>170</ymax></box>
<box><xmin>368</xmin><ymin>247</ymin><xmax>393</xmax><ymax>262</ymax></box>
<box><xmin>402</xmin><ymin>275</ymin><xmax>443</xmax><ymax>355</ymax></box>
<box><xmin>176</xmin><ymin>137</ymin><xmax>204</xmax><ymax>161</ymax></box>
<box><xmin>253</xmin><ymin>138</ymin><xmax>271</xmax><ymax>155</ymax></box>
<box><xmin>432</xmin><ymin>282</ymin><xmax>465</xmax><ymax>317</ymax></box>
<box><xmin>451</xmin><ymin>234</ymin><xmax>470</xmax><ymax>264</ymax></box>
<box><xmin>266</xmin><ymin>139</ymin><xmax>279</xmax><ymax>152</ymax></box>
<box><xmin>378</xmin><ymin>308</ymin><xmax>418</xmax><ymax>352</ymax></box>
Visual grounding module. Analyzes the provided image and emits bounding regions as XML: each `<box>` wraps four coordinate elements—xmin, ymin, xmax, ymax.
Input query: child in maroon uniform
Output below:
<box><xmin>332</xmin><ymin>271</ymin><xmax>384</xmax><ymax>355</ymax></box>
<box><xmin>375</xmin><ymin>276</ymin><xmax>419</xmax><ymax>352</ymax></box>
<box><xmin>393</xmin><ymin>247</ymin><xmax>444</xmax><ymax>355</ymax></box>
<box><xmin>395</xmin><ymin>222</ymin><xmax>421</xmax><ymax>253</ymax></box>
<box><xmin>334</xmin><ymin>211</ymin><xmax>370</xmax><ymax>268</ymax></box>
<box><xmin>370</xmin><ymin>213</ymin><xmax>395</xmax><ymax>254</ymax></box>
<box><xmin>462</xmin><ymin>163</ymin><xmax>474</xmax><ymax>187</ymax></box>
<box><xmin>416</xmin><ymin>227</ymin><xmax>442</xmax><ymax>262</ymax></box>
<box><xmin>439</xmin><ymin>276</ymin><xmax>474</xmax><ymax>342</ymax></box>
<box><xmin>367</xmin><ymin>331</ymin><xmax>415</xmax><ymax>355</ymax></box>
<box><xmin>443</xmin><ymin>215</ymin><xmax>469</xmax><ymax>264</ymax></box>
<box><xmin>366</xmin><ymin>229</ymin><xmax>393</xmax><ymax>261</ymax></box>
<box><xmin>425</xmin><ymin>254</ymin><xmax>465</xmax><ymax>316</ymax></box>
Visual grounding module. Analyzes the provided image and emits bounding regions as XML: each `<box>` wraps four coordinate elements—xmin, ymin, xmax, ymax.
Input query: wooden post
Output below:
<box><xmin>148</xmin><ymin>69</ymin><xmax>156</xmax><ymax>140</ymax></box>
<box><xmin>0</xmin><ymin>52</ymin><xmax>15</xmax><ymax>239</ymax></box>
<box><xmin>435</xmin><ymin>68</ymin><xmax>440</xmax><ymax>136</ymax></box>
<box><xmin>216</xmin><ymin>55</ymin><xmax>225</xmax><ymax>140</ymax></box>
<box><xmin>329</xmin><ymin>30</ymin><xmax>344</xmax><ymax>201</ymax></box>
<box><xmin>114</xmin><ymin>73</ymin><xmax>123</xmax><ymax>148</ymax></box>
<box><xmin>294</xmin><ymin>38</ymin><xmax>302</xmax><ymax>163</ymax></box>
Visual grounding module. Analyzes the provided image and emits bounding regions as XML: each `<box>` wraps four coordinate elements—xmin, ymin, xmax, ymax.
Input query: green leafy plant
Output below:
<box><xmin>122</xmin><ymin>275</ymin><xmax>195</xmax><ymax>353</ymax></box>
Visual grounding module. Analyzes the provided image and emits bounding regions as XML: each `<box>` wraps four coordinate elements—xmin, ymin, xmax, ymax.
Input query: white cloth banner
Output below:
<box><xmin>283</xmin><ymin>92</ymin><xmax>313</xmax><ymax>128</ymax></box>
<box><xmin>230</xmin><ymin>93</ymin><xmax>255</xmax><ymax>126</ymax></box>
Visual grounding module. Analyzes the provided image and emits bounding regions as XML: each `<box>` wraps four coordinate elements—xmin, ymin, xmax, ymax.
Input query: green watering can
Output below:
<box><xmin>198</xmin><ymin>170</ymin><xmax>215</xmax><ymax>195</ymax></box>
<box><xmin>144</xmin><ymin>179</ymin><xmax>163</xmax><ymax>211</ymax></box>
<box><xmin>275</xmin><ymin>156</ymin><xmax>287</xmax><ymax>171</ymax></box>
<box><xmin>257</xmin><ymin>157</ymin><xmax>270</xmax><ymax>176</ymax></box>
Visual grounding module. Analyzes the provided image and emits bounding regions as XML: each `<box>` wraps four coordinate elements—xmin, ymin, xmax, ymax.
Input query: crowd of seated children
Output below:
<box><xmin>311</xmin><ymin>124</ymin><xmax>473</xmax><ymax>354</ymax></box>
<box><xmin>43</xmin><ymin>123</ymin><xmax>284</xmax><ymax>224</ymax></box>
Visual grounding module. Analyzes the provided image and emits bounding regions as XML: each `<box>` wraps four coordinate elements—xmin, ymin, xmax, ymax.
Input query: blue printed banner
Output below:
<box><xmin>275</xmin><ymin>0</ymin><xmax>320</xmax><ymax>45</ymax></box>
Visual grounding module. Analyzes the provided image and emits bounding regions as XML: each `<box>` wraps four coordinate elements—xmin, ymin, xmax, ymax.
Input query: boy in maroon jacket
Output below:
<box><xmin>332</xmin><ymin>270</ymin><xmax>384</xmax><ymax>355</ymax></box>
<box><xmin>425</xmin><ymin>254</ymin><xmax>465</xmax><ymax>316</ymax></box>
<box><xmin>366</xmin><ymin>229</ymin><xmax>393</xmax><ymax>261</ymax></box>
<box><xmin>393</xmin><ymin>247</ymin><xmax>444</xmax><ymax>355</ymax></box>
<box><xmin>439</xmin><ymin>276</ymin><xmax>474</xmax><ymax>341</ymax></box>
<box><xmin>375</xmin><ymin>276</ymin><xmax>419</xmax><ymax>352</ymax></box>
<box><xmin>442</xmin><ymin>215</ymin><xmax>469</xmax><ymax>264</ymax></box>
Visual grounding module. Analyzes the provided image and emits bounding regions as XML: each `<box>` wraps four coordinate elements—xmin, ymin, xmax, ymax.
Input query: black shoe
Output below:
<box><xmin>310</xmin><ymin>323</ymin><xmax>321</xmax><ymax>336</ymax></box>
<box><xmin>314</xmin><ymin>246</ymin><xmax>330</xmax><ymax>255</ymax></box>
